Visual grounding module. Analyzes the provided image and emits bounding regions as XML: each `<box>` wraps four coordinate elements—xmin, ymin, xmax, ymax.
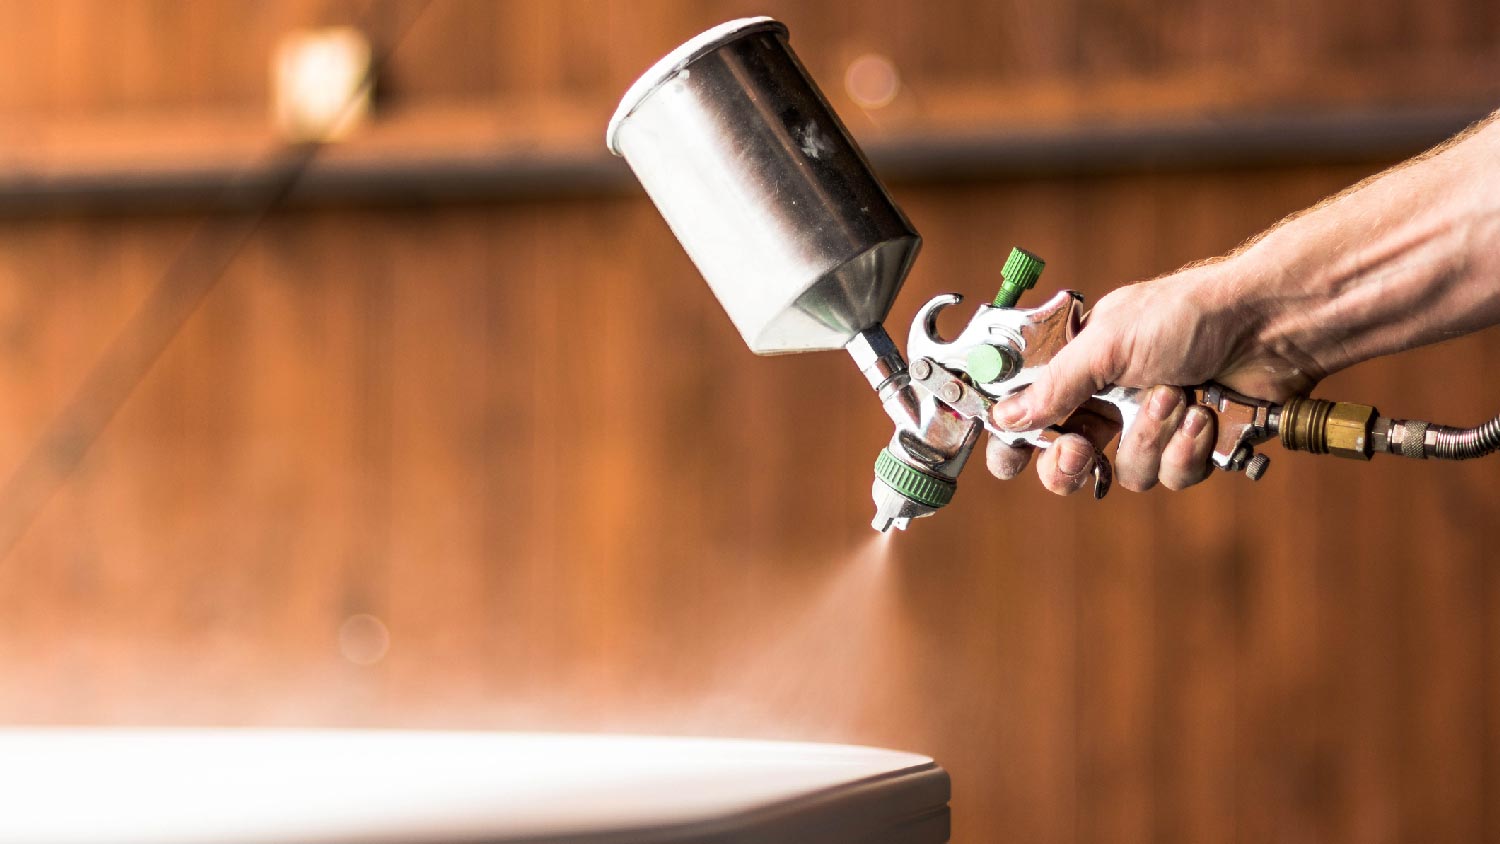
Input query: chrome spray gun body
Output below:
<box><xmin>609</xmin><ymin>18</ymin><xmax>1500</xmax><ymax>533</ymax></box>
<box><xmin>846</xmin><ymin>266</ymin><xmax>1279</xmax><ymax>531</ymax></box>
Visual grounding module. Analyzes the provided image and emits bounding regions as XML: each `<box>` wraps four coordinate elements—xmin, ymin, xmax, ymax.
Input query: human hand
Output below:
<box><xmin>984</xmin><ymin>258</ymin><xmax>1323</xmax><ymax>494</ymax></box>
<box><xmin>985</xmin><ymin>113</ymin><xmax>1500</xmax><ymax>494</ymax></box>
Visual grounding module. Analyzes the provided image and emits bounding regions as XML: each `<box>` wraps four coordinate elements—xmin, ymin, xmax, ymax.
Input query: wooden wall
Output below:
<box><xmin>2</xmin><ymin>2</ymin><xmax>1500</xmax><ymax>842</ymax></box>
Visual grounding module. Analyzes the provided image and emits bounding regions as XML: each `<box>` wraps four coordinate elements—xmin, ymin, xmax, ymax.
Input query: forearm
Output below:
<box><xmin>1226</xmin><ymin>112</ymin><xmax>1500</xmax><ymax>379</ymax></box>
<box><xmin>989</xmin><ymin>111</ymin><xmax>1500</xmax><ymax>495</ymax></box>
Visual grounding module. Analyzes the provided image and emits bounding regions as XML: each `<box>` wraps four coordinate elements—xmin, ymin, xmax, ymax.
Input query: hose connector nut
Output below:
<box><xmin>1324</xmin><ymin>402</ymin><xmax>1378</xmax><ymax>460</ymax></box>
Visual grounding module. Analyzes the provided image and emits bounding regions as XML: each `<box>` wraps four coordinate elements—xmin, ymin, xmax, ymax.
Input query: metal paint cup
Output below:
<box><xmin>607</xmin><ymin>17</ymin><xmax>920</xmax><ymax>354</ymax></box>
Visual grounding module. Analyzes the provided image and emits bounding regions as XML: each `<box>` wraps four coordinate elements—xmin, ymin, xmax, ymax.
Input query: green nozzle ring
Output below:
<box><xmin>874</xmin><ymin>448</ymin><xmax>956</xmax><ymax>509</ymax></box>
<box><xmin>993</xmin><ymin>247</ymin><xmax>1045</xmax><ymax>308</ymax></box>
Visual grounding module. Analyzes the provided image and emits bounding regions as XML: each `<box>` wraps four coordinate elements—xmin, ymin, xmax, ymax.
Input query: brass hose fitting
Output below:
<box><xmin>1278</xmin><ymin>396</ymin><xmax>1500</xmax><ymax>463</ymax></box>
<box><xmin>1278</xmin><ymin>397</ymin><xmax>1378</xmax><ymax>460</ymax></box>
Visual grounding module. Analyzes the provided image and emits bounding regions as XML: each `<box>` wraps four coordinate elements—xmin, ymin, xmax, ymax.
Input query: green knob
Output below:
<box><xmin>965</xmin><ymin>344</ymin><xmax>1009</xmax><ymax>384</ymax></box>
<box><xmin>874</xmin><ymin>448</ymin><xmax>955</xmax><ymax>509</ymax></box>
<box><xmin>993</xmin><ymin>247</ymin><xmax>1045</xmax><ymax>308</ymax></box>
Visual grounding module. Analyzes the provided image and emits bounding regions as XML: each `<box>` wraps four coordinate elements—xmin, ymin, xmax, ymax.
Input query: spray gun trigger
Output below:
<box><xmin>908</xmin><ymin>357</ymin><xmax>1112</xmax><ymax>498</ymax></box>
<box><xmin>1092</xmin><ymin>455</ymin><xmax>1113</xmax><ymax>498</ymax></box>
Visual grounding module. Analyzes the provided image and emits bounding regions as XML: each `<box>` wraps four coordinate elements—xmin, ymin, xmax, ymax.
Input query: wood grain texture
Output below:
<box><xmin>0</xmin><ymin>2</ymin><xmax>1498</xmax><ymax>843</ymax></box>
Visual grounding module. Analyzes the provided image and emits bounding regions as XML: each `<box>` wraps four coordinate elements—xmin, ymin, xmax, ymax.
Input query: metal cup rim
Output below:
<box><xmin>605</xmin><ymin>16</ymin><xmax>788</xmax><ymax>156</ymax></box>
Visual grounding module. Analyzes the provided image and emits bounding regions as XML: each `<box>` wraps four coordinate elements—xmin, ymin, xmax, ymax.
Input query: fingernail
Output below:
<box><xmin>992</xmin><ymin>401</ymin><xmax>1030</xmax><ymax>431</ymax></box>
<box><xmin>1182</xmin><ymin>406</ymin><xmax>1209</xmax><ymax>436</ymax></box>
<box><xmin>1147</xmin><ymin>387</ymin><xmax>1182</xmax><ymax>421</ymax></box>
<box><xmin>1057</xmin><ymin>442</ymin><xmax>1091</xmax><ymax>477</ymax></box>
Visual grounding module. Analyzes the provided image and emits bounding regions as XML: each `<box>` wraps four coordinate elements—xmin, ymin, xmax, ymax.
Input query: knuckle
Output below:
<box><xmin>1159</xmin><ymin>433</ymin><xmax>1211</xmax><ymax>491</ymax></box>
<box><xmin>1089</xmin><ymin>342</ymin><xmax>1125</xmax><ymax>387</ymax></box>
<box><xmin>1033</xmin><ymin>345</ymin><xmax>1111</xmax><ymax>425</ymax></box>
<box><xmin>1115</xmin><ymin>439</ymin><xmax>1162</xmax><ymax>492</ymax></box>
<box><xmin>1124</xmin><ymin>415</ymin><xmax>1163</xmax><ymax>450</ymax></box>
<box><xmin>1031</xmin><ymin>366</ymin><xmax>1069</xmax><ymax>420</ymax></box>
<box><xmin>1191</xmin><ymin>411</ymin><xmax>1219</xmax><ymax>450</ymax></box>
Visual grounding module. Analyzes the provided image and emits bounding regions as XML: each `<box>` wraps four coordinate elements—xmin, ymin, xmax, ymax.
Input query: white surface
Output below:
<box><xmin>0</xmin><ymin>729</ymin><xmax>947</xmax><ymax>844</ymax></box>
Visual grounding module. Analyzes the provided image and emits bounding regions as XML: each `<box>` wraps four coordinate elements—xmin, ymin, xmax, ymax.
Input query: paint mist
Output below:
<box><xmin>672</xmin><ymin>531</ymin><xmax>917</xmax><ymax>743</ymax></box>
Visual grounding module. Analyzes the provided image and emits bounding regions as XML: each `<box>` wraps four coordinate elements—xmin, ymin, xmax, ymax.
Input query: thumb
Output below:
<box><xmin>990</xmin><ymin>334</ymin><xmax>1109</xmax><ymax>431</ymax></box>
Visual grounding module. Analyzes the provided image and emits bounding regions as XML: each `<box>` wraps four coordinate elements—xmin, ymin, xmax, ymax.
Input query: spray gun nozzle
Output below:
<box><xmin>857</xmin><ymin>341</ymin><xmax>978</xmax><ymax>533</ymax></box>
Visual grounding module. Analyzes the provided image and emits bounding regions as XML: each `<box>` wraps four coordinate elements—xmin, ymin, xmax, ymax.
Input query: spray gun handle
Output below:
<box><xmin>906</xmin><ymin>285</ymin><xmax>1284</xmax><ymax>491</ymax></box>
<box><xmin>907</xmin><ymin>357</ymin><xmax>1115</xmax><ymax>497</ymax></box>
<box><xmin>865</xmin><ymin>243</ymin><xmax>1499</xmax><ymax>531</ymax></box>
<box><xmin>877</xmin><ymin>247</ymin><xmax>1485</xmax><ymax>529</ymax></box>
<box><xmin>909</xmin><ymin>352</ymin><xmax>1280</xmax><ymax>498</ymax></box>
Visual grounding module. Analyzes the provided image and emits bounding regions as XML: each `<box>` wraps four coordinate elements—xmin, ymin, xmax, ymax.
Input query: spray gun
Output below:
<box><xmin>607</xmin><ymin>18</ymin><xmax>1500</xmax><ymax>532</ymax></box>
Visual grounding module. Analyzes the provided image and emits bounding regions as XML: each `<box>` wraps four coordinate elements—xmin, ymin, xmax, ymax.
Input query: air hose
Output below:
<box><xmin>1426</xmin><ymin>414</ymin><xmax>1500</xmax><ymax>459</ymax></box>
<box><xmin>1277</xmin><ymin>397</ymin><xmax>1500</xmax><ymax>462</ymax></box>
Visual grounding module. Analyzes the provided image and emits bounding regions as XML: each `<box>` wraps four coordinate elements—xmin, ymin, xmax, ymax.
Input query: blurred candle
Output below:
<box><xmin>273</xmin><ymin>27</ymin><xmax>372</xmax><ymax>142</ymax></box>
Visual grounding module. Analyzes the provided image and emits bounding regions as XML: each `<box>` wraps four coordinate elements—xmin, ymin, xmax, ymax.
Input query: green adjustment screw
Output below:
<box><xmin>992</xmin><ymin>247</ymin><xmax>1045</xmax><ymax>308</ymax></box>
<box><xmin>965</xmin><ymin>344</ymin><xmax>1010</xmax><ymax>384</ymax></box>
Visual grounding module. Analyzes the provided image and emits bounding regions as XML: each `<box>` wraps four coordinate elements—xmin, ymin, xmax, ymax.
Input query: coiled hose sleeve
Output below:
<box><xmin>1429</xmin><ymin>413</ymin><xmax>1500</xmax><ymax>460</ymax></box>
